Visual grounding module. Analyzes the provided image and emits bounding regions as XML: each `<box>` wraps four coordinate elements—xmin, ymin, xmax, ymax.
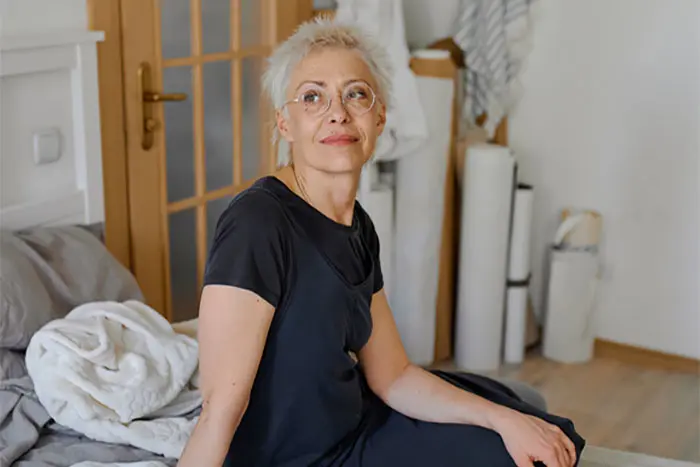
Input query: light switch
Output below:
<box><xmin>33</xmin><ymin>128</ymin><xmax>62</xmax><ymax>165</ymax></box>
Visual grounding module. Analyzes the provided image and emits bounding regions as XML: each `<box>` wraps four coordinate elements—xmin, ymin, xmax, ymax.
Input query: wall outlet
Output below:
<box><xmin>33</xmin><ymin>128</ymin><xmax>62</xmax><ymax>165</ymax></box>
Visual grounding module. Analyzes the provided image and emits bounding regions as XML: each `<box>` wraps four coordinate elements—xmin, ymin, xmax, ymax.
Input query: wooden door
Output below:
<box><xmin>118</xmin><ymin>0</ymin><xmax>312</xmax><ymax>321</ymax></box>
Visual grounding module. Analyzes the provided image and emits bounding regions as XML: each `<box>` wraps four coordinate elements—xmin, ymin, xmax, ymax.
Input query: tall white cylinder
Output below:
<box><xmin>361</xmin><ymin>187</ymin><xmax>394</xmax><ymax>296</ymax></box>
<box><xmin>504</xmin><ymin>287</ymin><xmax>528</xmax><ymax>363</ymax></box>
<box><xmin>504</xmin><ymin>185</ymin><xmax>535</xmax><ymax>364</ymax></box>
<box><xmin>508</xmin><ymin>186</ymin><xmax>534</xmax><ymax>280</ymax></box>
<box><xmin>392</xmin><ymin>74</ymin><xmax>454</xmax><ymax>366</ymax></box>
<box><xmin>543</xmin><ymin>250</ymin><xmax>600</xmax><ymax>363</ymax></box>
<box><xmin>454</xmin><ymin>144</ymin><xmax>515</xmax><ymax>371</ymax></box>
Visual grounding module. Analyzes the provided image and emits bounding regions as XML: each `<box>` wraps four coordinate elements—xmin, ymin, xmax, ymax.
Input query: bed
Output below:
<box><xmin>0</xmin><ymin>224</ymin><xmax>202</xmax><ymax>467</ymax></box>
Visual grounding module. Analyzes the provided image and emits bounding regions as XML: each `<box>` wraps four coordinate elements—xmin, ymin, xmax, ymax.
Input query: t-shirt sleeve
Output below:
<box><xmin>203</xmin><ymin>190</ymin><xmax>289</xmax><ymax>308</ymax></box>
<box><xmin>364</xmin><ymin>213</ymin><xmax>385</xmax><ymax>295</ymax></box>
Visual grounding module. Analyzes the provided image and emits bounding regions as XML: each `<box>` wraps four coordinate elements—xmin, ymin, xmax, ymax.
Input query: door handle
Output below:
<box><xmin>143</xmin><ymin>91</ymin><xmax>188</xmax><ymax>103</ymax></box>
<box><xmin>138</xmin><ymin>62</ymin><xmax>188</xmax><ymax>150</ymax></box>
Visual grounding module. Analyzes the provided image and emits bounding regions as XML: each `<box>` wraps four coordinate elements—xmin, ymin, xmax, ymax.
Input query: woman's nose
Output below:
<box><xmin>326</xmin><ymin>96</ymin><xmax>350</xmax><ymax>123</ymax></box>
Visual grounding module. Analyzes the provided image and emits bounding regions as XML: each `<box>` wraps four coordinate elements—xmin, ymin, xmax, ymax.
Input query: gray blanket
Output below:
<box><xmin>0</xmin><ymin>378</ymin><xmax>178</xmax><ymax>467</ymax></box>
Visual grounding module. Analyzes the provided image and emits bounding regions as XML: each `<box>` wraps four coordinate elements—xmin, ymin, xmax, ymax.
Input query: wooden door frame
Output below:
<box><xmin>88</xmin><ymin>0</ymin><xmax>314</xmax><ymax>309</ymax></box>
<box><xmin>88</xmin><ymin>0</ymin><xmax>131</xmax><ymax>270</ymax></box>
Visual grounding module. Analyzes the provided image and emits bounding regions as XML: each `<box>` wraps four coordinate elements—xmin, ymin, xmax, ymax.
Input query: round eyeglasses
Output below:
<box><xmin>283</xmin><ymin>81</ymin><xmax>377</xmax><ymax>117</ymax></box>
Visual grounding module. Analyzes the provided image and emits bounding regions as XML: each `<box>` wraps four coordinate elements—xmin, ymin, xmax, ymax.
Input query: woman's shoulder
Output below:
<box><xmin>223</xmin><ymin>177</ymin><xmax>288</xmax><ymax>222</ymax></box>
<box><xmin>353</xmin><ymin>200</ymin><xmax>380</xmax><ymax>251</ymax></box>
<box><xmin>210</xmin><ymin>177</ymin><xmax>295</xmax><ymax>249</ymax></box>
<box><xmin>354</xmin><ymin>200</ymin><xmax>376</xmax><ymax>230</ymax></box>
<box><xmin>205</xmin><ymin>177</ymin><xmax>293</xmax><ymax>306</ymax></box>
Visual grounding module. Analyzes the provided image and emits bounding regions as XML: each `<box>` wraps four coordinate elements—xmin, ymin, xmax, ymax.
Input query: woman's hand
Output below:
<box><xmin>491</xmin><ymin>407</ymin><xmax>577</xmax><ymax>467</ymax></box>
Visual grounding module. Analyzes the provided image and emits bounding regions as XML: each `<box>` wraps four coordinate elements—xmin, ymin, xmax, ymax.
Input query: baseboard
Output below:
<box><xmin>594</xmin><ymin>339</ymin><xmax>700</xmax><ymax>375</ymax></box>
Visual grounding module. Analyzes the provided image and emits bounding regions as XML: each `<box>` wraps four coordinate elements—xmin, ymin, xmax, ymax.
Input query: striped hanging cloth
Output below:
<box><xmin>453</xmin><ymin>0</ymin><xmax>535</xmax><ymax>137</ymax></box>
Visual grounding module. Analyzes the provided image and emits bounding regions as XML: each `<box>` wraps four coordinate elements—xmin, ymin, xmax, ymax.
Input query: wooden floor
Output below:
<box><xmin>435</xmin><ymin>350</ymin><xmax>700</xmax><ymax>463</ymax></box>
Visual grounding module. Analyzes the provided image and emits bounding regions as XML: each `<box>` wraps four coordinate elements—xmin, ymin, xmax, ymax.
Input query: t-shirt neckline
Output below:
<box><xmin>264</xmin><ymin>176</ymin><xmax>360</xmax><ymax>234</ymax></box>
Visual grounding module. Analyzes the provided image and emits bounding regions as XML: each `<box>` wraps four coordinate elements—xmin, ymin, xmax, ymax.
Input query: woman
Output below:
<box><xmin>178</xmin><ymin>18</ymin><xmax>585</xmax><ymax>467</ymax></box>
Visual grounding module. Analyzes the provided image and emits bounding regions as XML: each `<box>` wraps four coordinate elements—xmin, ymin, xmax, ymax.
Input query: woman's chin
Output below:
<box><xmin>313</xmin><ymin>148</ymin><xmax>368</xmax><ymax>174</ymax></box>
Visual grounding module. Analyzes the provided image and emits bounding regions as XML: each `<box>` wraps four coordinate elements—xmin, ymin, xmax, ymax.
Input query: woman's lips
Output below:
<box><xmin>320</xmin><ymin>134</ymin><xmax>359</xmax><ymax>145</ymax></box>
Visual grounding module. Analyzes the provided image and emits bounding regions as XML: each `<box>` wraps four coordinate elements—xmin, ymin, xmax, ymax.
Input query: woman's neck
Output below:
<box><xmin>284</xmin><ymin>163</ymin><xmax>359</xmax><ymax>227</ymax></box>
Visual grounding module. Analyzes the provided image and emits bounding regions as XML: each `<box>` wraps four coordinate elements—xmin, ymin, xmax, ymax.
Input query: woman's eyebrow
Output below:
<box><xmin>294</xmin><ymin>79</ymin><xmax>368</xmax><ymax>91</ymax></box>
<box><xmin>295</xmin><ymin>80</ymin><xmax>326</xmax><ymax>91</ymax></box>
<box><xmin>343</xmin><ymin>79</ymin><xmax>368</xmax><ymax>87</ymax></box>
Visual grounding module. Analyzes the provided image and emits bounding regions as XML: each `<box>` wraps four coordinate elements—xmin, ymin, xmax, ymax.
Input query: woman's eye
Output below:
<box><xmin>302</xmin><ymin>91</ymin><xmax>321</xmax><ymax>104</ymax></box>
<box><xmin>346</xmin><ymin>89</ymin><xmax>367</xmax><ymax>100</ymax></box>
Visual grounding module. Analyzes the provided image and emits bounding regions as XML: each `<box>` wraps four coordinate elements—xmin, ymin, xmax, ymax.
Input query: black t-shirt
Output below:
<box><xmin>203</xmin><ymin>176</ymin><xmax>384</xmax><ymax>307</ymax></box>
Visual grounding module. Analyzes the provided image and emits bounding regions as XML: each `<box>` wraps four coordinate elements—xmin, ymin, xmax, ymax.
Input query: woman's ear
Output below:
<box><xmin>376</xmin><ymin>103</ymin><xmax>387</xmax><ymax>134</ymax></box>
<box><xmin>276</xmin><ymin>109</ymin><xmax>294</xmax><ymax>142</ymax></box>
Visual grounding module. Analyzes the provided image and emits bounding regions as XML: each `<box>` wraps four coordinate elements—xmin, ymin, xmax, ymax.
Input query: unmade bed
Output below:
<box><xmin>0</xmin><ymin>376</ymin><xmax>189</xmax><ymax>467</ymax></box>
<box><xmin>0</xmin><ymin>225</ymin><xmax>199</xmax><ymax>467</ymax></box>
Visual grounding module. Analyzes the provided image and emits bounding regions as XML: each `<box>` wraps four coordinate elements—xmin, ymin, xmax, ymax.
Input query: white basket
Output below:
<box><xmin>543</xmin><ymin>248</ymin><xmax>600</xmax><ymax>364</ymax></box>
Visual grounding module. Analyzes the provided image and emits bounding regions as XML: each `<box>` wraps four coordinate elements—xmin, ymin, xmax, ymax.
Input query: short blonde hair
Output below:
<box><xmin>262</xmin><ymin>16</ymin><xmax>393</xmax><ymax>141</ymax></box>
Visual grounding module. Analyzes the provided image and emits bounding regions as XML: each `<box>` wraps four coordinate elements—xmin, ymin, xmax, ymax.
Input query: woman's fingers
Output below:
<box><xmin>541</xmin><ymin>439</ymin><xmax>564</xmax><ymax>467</ymax></box>
<box><xmin>513</xmin><ymin>451</ymin><xmax>535</xmax><ymax>467</ymax></box>
<box><xmin>556</xmin><ymin>440</ymin><xmax>571</xmax><ymax>467</ymax></box>
<box><xmin>540</xmin><ymin>423</ymin><xmax>571</xmax><ymax>467</ymax></box>
<box><xmin>562</xmin><ymin>431</ymin><xmax>577</xmax><ymax>464</ymax></box>
<box><xmin>498</xmin><ymin>411</ymin><xmax>577</xmax><ymax>467</ymax></box>
<box><xmin>542</xmin><ymin>421</ymin><xmax>574</xmax><ymax>466</ymax></box>
<box><xmin>541</xmin><ymin>448</ymin><xmax>562</xmax><ymax>467</ymax></box>
<box><xmin>552</xmin><ymin>425</ymin><xmax>576</xmax><ymax>466</ymax></box>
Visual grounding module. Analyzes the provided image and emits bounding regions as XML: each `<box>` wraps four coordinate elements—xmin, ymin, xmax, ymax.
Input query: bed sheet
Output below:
<box><xmin>0</xmin><ymin>377</ymin><xmax>185</xmax><ymax>467</ymax></box>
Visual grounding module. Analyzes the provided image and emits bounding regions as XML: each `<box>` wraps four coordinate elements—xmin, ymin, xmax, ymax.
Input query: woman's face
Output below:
<box><xmin>277</xmin><ymin>47</ymin><xmax>386</xmax><ymax>174</ymax></box>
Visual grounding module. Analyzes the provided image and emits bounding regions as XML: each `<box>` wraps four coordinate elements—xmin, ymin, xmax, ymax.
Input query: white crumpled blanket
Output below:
<box><xmin>25</xmin><ymin>300</ymin><xmax>201</xmax><ymax>460</ymax></box>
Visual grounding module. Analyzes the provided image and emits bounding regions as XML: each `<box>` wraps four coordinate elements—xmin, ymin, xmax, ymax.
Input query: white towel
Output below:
<box><xmin>453</xmin><ymin>0</ymin><xmax>535</xmax><ymax>137</ymax></box>
<box><xmin>25</xmin><ymin>300</ymin><xmax>201</xmax><ymax>459</ymax></box>
<box><xmin>335</xmin><ymin>0</ymin><xmax>428</xmax><ymax>161</ymax></box>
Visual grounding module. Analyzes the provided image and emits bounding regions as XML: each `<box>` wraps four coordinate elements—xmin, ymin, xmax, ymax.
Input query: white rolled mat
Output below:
<box><xmin>504</xmin><ymin>185</ymin><xmax>534</xmax><ymax>365</ymax></box>
<box><xmin>360</xmin><ymin>186</ymin><xmax>394</xmax><ymax>296</ymax></box>
<box><xmin>504</xmin><ymin>287</ymin><xmax>528</xmax><ymax>363</ymax></box>
<box><xmin>455</xmin><ymin>144</ymin><xmax>515</xmax><ymax>372</ymax></box>
<box><xmin>392</xmin><ymin>74</ymin><xmax>454</xmax><ymax>366</ymax></box>
<box><xmin>542</xmin><ymin>249</ymin><xmax>600</xmax><ymax>363</ymax></box>
<box><xmin>508</xmin><ymin>186</ymin><xmax>534</xmax><ymax>280</ymax></box>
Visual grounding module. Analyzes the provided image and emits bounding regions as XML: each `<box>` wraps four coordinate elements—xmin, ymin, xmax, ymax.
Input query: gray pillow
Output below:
<box><xmin>0</xmin><ymin>226</ymin><xmax>144</xmax><ymax>349</ymax></box>
<box><xmin>0</xmin><ymin>349</ymin><xmax>27</xmax><ymax>380</ymax></box>
<box><xmin>0</xmin><ymin>233</ymin><xmax>55</xmax><ymax>350</ymax></box>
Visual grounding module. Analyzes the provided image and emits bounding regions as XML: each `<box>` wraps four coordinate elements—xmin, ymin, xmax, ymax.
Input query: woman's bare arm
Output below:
<box><xmin>357</xmin><ymin>290</ymin><xmax>497</xmax><ymax>427</ymax></box>
<box><xmin>177</xmin><ymin>285</ymin><xmax>274</xmax><ymax>467</ymax></box>
<box><xmin>358</xmin><ymin>290</ymin><xmax>576</xmax><ymax>467</ymax></box>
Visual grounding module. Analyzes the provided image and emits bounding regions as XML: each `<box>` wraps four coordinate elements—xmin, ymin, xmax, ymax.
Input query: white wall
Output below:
<box><xmin>0</xmin><ymin>0</ymin><xmax>87</xmax><ymax>35</ymax></box>
<box><xmin>510</xmin><ymin>0</ymin><xmax>700</xmax><ymax>359</ymax></box>
<box><xmin>398</xmin><ymin>0</ymin><xmax>699</xmax><ymax>359</ymax></box>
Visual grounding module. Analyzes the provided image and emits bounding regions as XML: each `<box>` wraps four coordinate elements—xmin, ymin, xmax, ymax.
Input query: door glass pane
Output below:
<box><xmin>161</xmin><ymin>0</ymin><xmax>190</xmax><ymax>59</ymax></box>
<box><xmin>163</xmin><ymin>66</ymin><xmax>195</xmax><ymax>202</ymax></box>
<box><xmin>202</xmin><ymin>0</ymin><xmax>230</xmax><ymax>54</ymax></box>
<box><xmin>242</xmin><ymin>57</ymin><xmax>263</xmax><ymax>180</ymax></box>
<box><xmin>241</xmin><ymin>0</ymin><xmax>263</xmax><ymax>47</ymax></box>
<box><xmin>207</xmin><ymin>196</ymin><xmax>233</xmax><ymax>253</ymax></box>
<box><xmin>204</xmin><ymin>61</ymin><xmax>233</xmax><ymax>191</ymax></box>
<box><xmin>169</xmin><ymin>208</ymin><xmax>199</xmax><ymax>323</ymax></box>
